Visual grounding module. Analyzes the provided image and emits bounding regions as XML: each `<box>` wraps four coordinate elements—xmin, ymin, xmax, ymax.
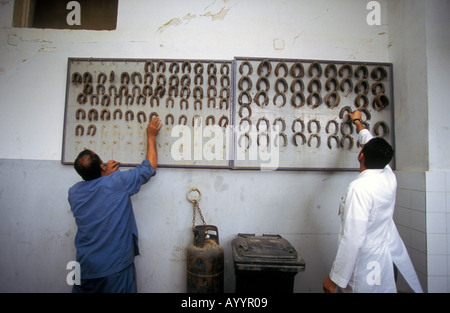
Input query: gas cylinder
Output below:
<box><xmin>186</xmin><ymin>225</ymin><xmax>224</xmax><ymax>293</ymax></box>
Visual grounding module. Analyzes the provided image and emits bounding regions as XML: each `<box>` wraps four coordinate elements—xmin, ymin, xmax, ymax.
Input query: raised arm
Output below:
<box><xmin>146</xmin><ymin>116</ymin><xmax>162</xmax><ymax>170</ymax></box>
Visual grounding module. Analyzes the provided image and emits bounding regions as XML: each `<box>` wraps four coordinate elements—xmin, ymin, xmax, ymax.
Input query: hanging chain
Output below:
<box><xmin>187</xmin><ymin>188</ymin><xmax>206</xmax><ymax>229</ymax></box>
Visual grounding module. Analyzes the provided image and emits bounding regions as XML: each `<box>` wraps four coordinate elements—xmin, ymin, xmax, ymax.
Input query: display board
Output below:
<box><xmin>62</xmin><ymin>58</ymin><xmax>233</xmax><ymax>168</ymax></box>
<box><xmin>232</xmin><ymin>57</ymin><xmax>394</xmax><ymax>170</ymax></box>
<box><xmin>62</xmin><ymin>57</ymin><xmax>394</xmax><ymax>171</ymax></box>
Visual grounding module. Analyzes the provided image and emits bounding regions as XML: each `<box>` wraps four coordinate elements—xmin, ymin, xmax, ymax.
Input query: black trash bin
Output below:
<box><xmin>232</xmin><ymin>233</ymin><xmax>305</xmax><ymax>293</ymax></box>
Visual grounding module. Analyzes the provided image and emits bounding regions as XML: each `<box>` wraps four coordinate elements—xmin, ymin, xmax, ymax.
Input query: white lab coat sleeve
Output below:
<box><xmin>329</xmin><ymin>185</ymin><xmax>372</xmax><ymax>288</ymax></box>
<box><xmin>359</xmin><ymin>128</ymin><xmax>373</xmax><ymax>145</ymax></box>
<box><xmin>388</xmin><ymin>221</ymin><xmax>424</xmax><ymax>293</ymax></box>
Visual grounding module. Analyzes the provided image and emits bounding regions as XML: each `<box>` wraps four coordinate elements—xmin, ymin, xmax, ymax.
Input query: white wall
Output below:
<box><xmin>3</xmin><ymin>0</ymin><xmax>435</xmax><ymax>293</ymax></box>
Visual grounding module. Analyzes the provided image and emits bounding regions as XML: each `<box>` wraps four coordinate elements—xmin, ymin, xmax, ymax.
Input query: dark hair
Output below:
<box><xmin>74</xmin><ymin>149</ymin><xmax>102</xmax><ymax>181</ymax></box>
<box><xmin>361</xmin><ymin>137</ymin><xmax>394</xmax><ymax>169</ymax></box>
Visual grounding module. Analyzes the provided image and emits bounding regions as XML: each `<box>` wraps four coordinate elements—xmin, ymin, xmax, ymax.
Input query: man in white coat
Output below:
<box><xmin>323</xmin><ymin>110</ymin><xmax>423</xmax><ymax>293</ymax></box>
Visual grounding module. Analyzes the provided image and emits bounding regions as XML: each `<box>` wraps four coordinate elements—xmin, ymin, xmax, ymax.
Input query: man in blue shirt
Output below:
<box><xmin>69</xmin><ymin>117</ymin><xmax>162</xmax><ymax>293</ymax></box>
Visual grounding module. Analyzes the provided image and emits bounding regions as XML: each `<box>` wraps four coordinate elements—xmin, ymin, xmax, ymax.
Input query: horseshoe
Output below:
<box><xmin>166</xmin><ymin>96</ymin><xmax>174</xmax><ymax>108</ymax></box>
<box><xmin>169</xmin><ymin>62</ymin><xmax>180</xmax><ymax>73</ymax></box>
<box><xmin>256</xmin><ymin>117</ymin><xmax>270</xmax><ymax>131</ymax></box>
<box><xmin>149</xmin><ymin>95</ymin><xmax>159</xmax><ymax>107</ymax></box>
<box><xmin>371</xmin><ymin>81</ymin><xmax>385</xmax><ymax>95</ymax></box>
<box><xmin>207</xmin><ymin>97</ymin><xmax>216</xmax><ymax>108</ymax></box>
<box><xmin>119</xmin><ymin>84</ymin><xmax>129</xmax><ymax>97</ymax></box>
<box><xmin>274</xmin><ymin>132</ymin><xmax>288</xmax><ymax>147</ymax></box>
<box><xmin>293</xmin><ymin>132</ymin><xmax>306</xmax><ymax>146</ymax></box>
<box><xmin>218</xmin><ymin>115</ymin><xmax>229</xmax><ymax>128</ymax></box>
<box><xmin>326</xmin><ymin>120</ymin><xmax>339</xmax><ymax>135</ymax></box>
<box><xmin>338</xmin><ymin>63</ymin><xmax>353</xmax><ymax>78</ymax></box>
<box><xmin>131</xmin><ymin>72</ymin><xmax>142</xmax><ymax>84</ymax></box>
<box><xmin>180</xmin><ymin>86</ymin><xmax>190</xmax><ymax>98</ymax></box>
<box><xmin>220</xmin><ymin>62</ymin><xmax>230</xmax><ymax>75</ymax></box>
<box><xmin>156</xmin><ymin>73</ymin><xmax>166</xmax><ymax>86</ymax></box>
<box><xmin>193</xmin><ymin>62</ymin><xmax>204</xmax><ymax>74</ymax></box>
<box><xmin>75</xmin><ymin>125</ymin><xmax>84</xmax><ymax>136</ymax></box>
<box><xmin>354</xmin><ymin>94</ymin><xmax>369</xmax><ymax>108</ymax></box>
<box><xmin>257</xmin><ymin>59</ymin><xmax>272</xmax><ymax>77</ymax></box>
<box><xmin>156</xmin><ymin>60</ymin><xmax>166</xmax><ymax>73</ymax></box>
<box><xmin>372</xmin><ymin>93</ymin><xmax>390</xmax><ymax>111</ymax></box>
<box><xmin>194</xmin><ymin>99</ymin><xmax>202</xmax><ymax>110</ymax></box>
<box><xmin>83</xmin><ymin>72</ymin><xmax>93</xmax><ymax>84</ymax></box>
<box><xmin>307</xmin><ymin>78</ymin><xmax>322</xmax><ymax>93</ymax></box>
<box><xmin>132</xmin><ymin>85</ymin><xmax>141</xmax><ymax>95</ymax></box>
<box><xmin>193</xmin><ymin>86</ymin><xmax>203</xmax><ymax>99</ymax></box>
<box><xmin>275</xmin><ymin>62</ymin><xmax>289</xmax><ymax>78</ymax></box>
<box><xmin>254</xmin><ymin>90</ymin><xmax>269</xmax><ymax>107</ymax></box>
<box><xmin>121</xmin><ymin>72</ymin><xmax>130</xmax><ymax>84</ymax></box>
<box><xmin>238</xmin><ymin>105</ymin><xmax>252</xmax><ymax>119</ymax></box>
<box><xmin>327</xmin><ymin>135</ymin><xmax>340</xmax><ymax>149</ymax></box>
<box><xmin>207</xmin><ymin>74</ymin><xmax>217</xmax><ymax>86</ymax></box>
<box><xmin>137</xmin><ymin>111</ymin><xmax>146</xmax><ymax>123</ymax></box>
<box><xmin>76</xmin><ymin>108</ymin><xmax>86</xmax><ymax>120</ymax></box>
<box><xmin>219</xmin><ymin>98</ymin><xmax>229</xmax><ymax>110</ymax></box>
<box><xmin>238</xmin><ymin>90</ymin><xmax>252</xmax><ymax>106</ymax></box>
<box><xmin>290</xmin><ymin>78</ymin><xmax>305</xmax><ymax>93</ymax></box>
<box><xmin>88</xmin><ymin>108</ymin><xmax>98</xmax><ymax>121</ymax></box>
<box><xmin>137</xmin><ymin>94</ymin><xmax>146</xmax><ymax>105</ymax></box>
<box><xmin>144</xmin><ymin>73</ymin><xmax>153</xmax><ymax>85</ymax></box>
<box><xmin>307</xmin><ymin>92</ymin><xmax>322</xmax><ymax>109</ymax></box>
<box><xmin>238</xmin><ymin>76</ymin><xmax>252</xmax><ymax>91</ymax></box>
<box><xmin>340</xmin><ymin>78</ymin><xmax>353</xmax><ymax>94</ymax></box>
<box><xmin>72</xmin><ymin>72</ymin><xmax>82</xmax><ymax>85</ymax></box>
<box><xmin>273</xmin><ymin>93</ymin><xmax>286</xmax><ymax>107</ymax></box>
<box><xmin>125</xmin><ymin>95</ymin><xmax>134</xmax><ymax>105</ymax></box>
<box><xmin>108</xmin><ymin>85</ymin><xmax>117</xmax><ymax>96</ymax></box>
<box><xmin>220</xmin><ymin>75</ymin><xmax>231</xmax><ymax>87</ymax></box>
<box><xmin>114</xmin><ymin>95</ymin><xmax>122</xmax><ymax>106</ymax></box>
<box><xmin>192</xmin><ymin>115</ymin><xmax>202</xmax><ymax>127</ymax></box>
<box><xmin>181</xmin><ymin>60</ymin><xmax>191</xmax><ymax>73</ymax></box>
<box><xmin>154</xmin><ymin>85</ymin><xmax>165</xmax><ymax>98</ymax></box>
<box><xmin>339</xmin><ymin>106</ymin><xmax>352</xmax><ymax>120</ymax></box>
<box><xmin>355</xmin><ymin>65</ymin><xmax>369</xmax><ymax>79</ymax></box>
<box><xmin>340</xmin><ymin>134</ymin><xmax>354</xmax><ymax>150</ymax></box>
<box><xmin>291</xmin><ymin>91</ymin><xmax>305</xmax><ymax>108</ymax></box>
<box><xmin>220</xmin><ymin>86</ymin><xmax>230</xmax><ymax>99</ymax></box>
<box><xmin>77</xmin><ymin>93</ymin><xmax>87</xmax><ymax>104</ymax></box>
<box><xmin>370</xmin><ymin>66</ymin><xmax>388</xmax><ymax>81</ymax></box>
<box><xmin>206</xmin><ymin>115</ymin><xmax>215</xmax><ymax>126</ymax></box>
<box><xmin>100</xmin><ymin>108</ymin><xmax>111</xmax><ymax>121</ymax></box>
<box><xmin>355</xmin><ymin>79</ymin><xmax>370</xmax><ymax>94</ymax></box>
<box><xmin>239</xmin><ymin>117</ymin><xmax>252</xmax><ymax>131</ymax></box>
<box><xmin>324</xmin><ymin>91</ymin><xmax>340</xmax><ymax>108</ymax></box>
<box><xmin>178</xmin><ymin>114</ymin><xmax>187</xmax><ymax>125</ymax></box>
<box><xmin>180</xmin><ymin>98</ymin><xmax>189</xmax><ymax>110</ymax></box>
<box><xmin>324</xmin><ymin>64</ymin><xmax>337</xmax><ymax>78</ymax></box>
<box><xmin>374</xmin><ymin>121</ymin><xmax>390</xmax><ymax>137</ymax></box>
<box><xmin>149</xmin><ymin>112</ymin><xmax>159</xmax><ymax>121</ymax></box>
<box><xmin>256</xmin><ymin>76</ymin><xmax>270</xmax><ymax>91</ymax></box>
<box><xmin>180</xmin><ymin>74</ymin><xmax>191</xmax><ymax>86</ymax></box>
<box><xmin>169</xmin><ymin>74</ymin><xmax>179</xmax><ymax>86</ymax></box>
<box><xmin>87</xmin><ymin>124</ymin><xmax>96</xmax><ymax>136</ymax></box>
<box><xmin>238</xmin><ymin>133</ymin><xmax>251</xmax><ymax>149</ymax></box>
<box><xmin>292</xmin><ymin>118</ymin><xmax>305</xmax><ymax>133</ymax></box>
<box><xmin>308</xmin><ymin>62</ymin><xmax>322</xmax><ymax>77</ymax></box>
<box><xmin>125</xmin><ymin>110</ymin><xmax>134</xmax><ymax>121</ymax></box>
<box><xmin>142</xmin><ymin>85</ymin><xmax>153</xmax><ymax>96</ymax></box>
<box><xmin>145</xmin><ymin>60</ymin><xmax>155</xmax><ymax>73</ymax></box>
<box><xmin>113</xmin><ymin>108</ymin><xmax>122</xmax><ymax>120</ymax></box>
<box><xmin>207</xmin><ymin>62</ymin><xmax>217</xmax><ymax>74</ymax></box>
<box><xmin>340</xmin><ymin>121</ymin><xmax>354</xmax><ymax>135</ymax></box>
<box><xmin>290</xmin><ymin>62</ymin><xmax>305</xmax><ymax>78</ymax></box>
<box><xmin>109</xmin><ymin>70</ymin><xmax>115</xmax><ymax>83</ymax></box>
<box><xmin>239</xmin><ymin>60</ymin><xmax>253</xmax><ymax>75</ymax></box>
<box><xmin>273</xmin><ymin>117</ymin><xmax>286</xmax><ymax>131</ymax></box>
<box><xmin>83</xmin><ymin>83</ymin><xmax>93</xmax><ymax>95</ymax></box>
<box><xmin>307</xmin><ymin>119</ymin><xmax>321</xmax><ymax>133</ymax></box>
<box><xmin>257</xmin><ymin>132</ymin><xmax>270</xmax><ymax>147</ymax></box>
<box><xmin>168</xmin><ymin>85</ymin><xmax>178</xmax><ymax>97</ymax></box>
<box><xmin>97</xmin><ymin>72</ymin><xmax>107</xmax><ymax>84</ymax></box>
<box><xmin>275</xmin><ymin>78</ymin><xmax>288</xmax><ymax>93</ymax></box>
<box><xmin>165</xmin><ymin>113</ymin><xmax>174</xmax><ymax>125</ymax></box>
<box><xmin>308</xmin><ymin>134</ymin><xmax>321</xmax><ymax>148</ymax></box>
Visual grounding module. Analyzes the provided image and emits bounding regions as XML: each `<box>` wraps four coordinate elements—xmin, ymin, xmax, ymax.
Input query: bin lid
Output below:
<box><xmin>232</xmin><ymin>234</ymin><xmax>305</xmax><ymax>272</ymax></box>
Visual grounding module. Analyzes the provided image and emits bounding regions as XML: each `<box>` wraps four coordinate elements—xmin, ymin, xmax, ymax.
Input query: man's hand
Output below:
<box><xmin>323</xmin><ymin>276</ymin><xmax>337</xmax><ymax>293</ymax></box>
<box><xmin>102</xmin><ymin>160</ymin><xmax>120</xmax><ymax>176</ymax></box>
<box><xmin>348</xmin><ymin>110</ymin><xmax>362</xmax><ymax>121</ymax></box>
<box><xmin>348</xmin><ymin>110</ymin><xmax>365</xmax><ymax>133</ymax></box>
<box><xmin>147</xmin><ymin>116</ymin><xmax>162</xmax><ymax>139</ymax></box>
